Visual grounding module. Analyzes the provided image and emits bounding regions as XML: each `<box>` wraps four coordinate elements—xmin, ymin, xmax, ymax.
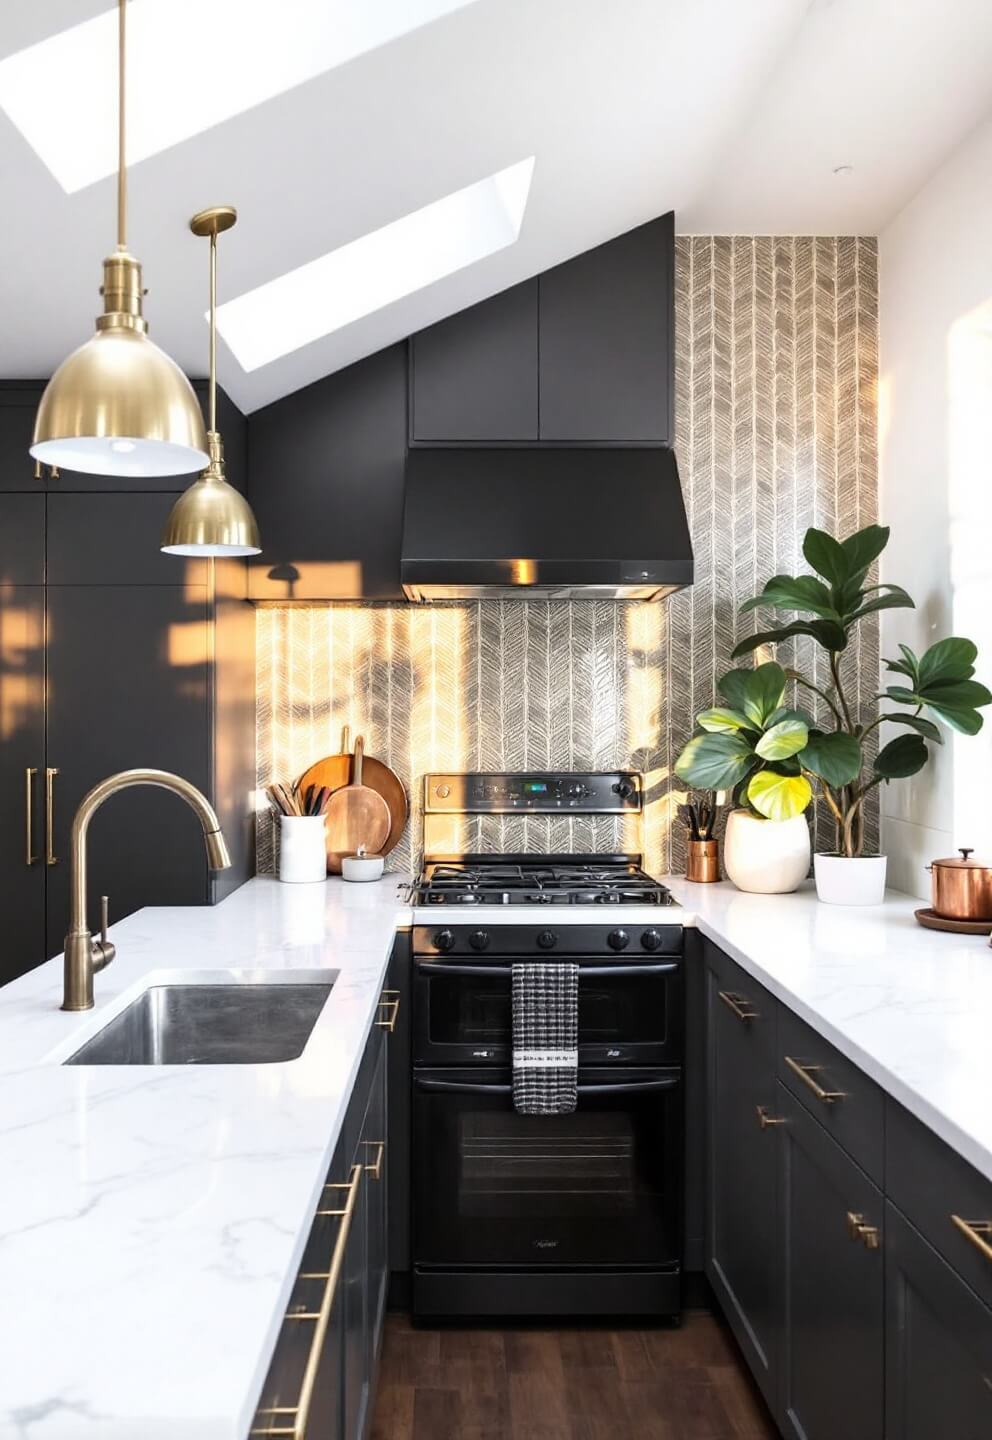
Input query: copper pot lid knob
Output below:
<box><xmin>960</xmin><ymin>847</ymin><xmax>974</xmax><ymax>861</ymax></box>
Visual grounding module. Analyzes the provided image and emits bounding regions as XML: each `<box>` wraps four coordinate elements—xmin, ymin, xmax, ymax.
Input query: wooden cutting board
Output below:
<box><xmin>323</xmin><ymin>736</ymin><xmax>391</xmax><ymax>867</ymax></box>
<box><xmin>297</xmin><ymin>728</ymin><xmax>408</xmax><ymax>873</ymax></box>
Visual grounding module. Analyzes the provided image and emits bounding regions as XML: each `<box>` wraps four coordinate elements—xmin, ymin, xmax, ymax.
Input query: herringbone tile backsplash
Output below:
<box><xmin>256</xmin><ymin>236</ymin><xmax>878</xmax><ymax>877</ymax></box>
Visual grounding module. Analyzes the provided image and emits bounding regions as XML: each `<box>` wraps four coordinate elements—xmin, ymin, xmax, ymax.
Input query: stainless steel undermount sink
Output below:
<box><xmin>64</xmin><ymin>981</ymin><xmax>334</xmax><ymax>1066</ymax></box>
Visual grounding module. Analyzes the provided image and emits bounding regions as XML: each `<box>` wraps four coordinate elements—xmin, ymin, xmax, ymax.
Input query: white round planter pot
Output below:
<box><xmin>814</xmin><ymin>853</ymin><xmax>887</xmax><ymax>906</ymax></box>
<box><xmin>723</xmin><ymin>809</ymin><xmax>811</xmax><ymax>895</ymax></box>
<box><xmin>279</xmin><ymin>815</ymin><xmax>327</xmax><ymax>883</ymax></box>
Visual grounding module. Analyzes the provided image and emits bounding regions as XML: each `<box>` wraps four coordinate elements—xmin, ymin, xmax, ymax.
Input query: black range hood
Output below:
<box><xmin>401</xmin><ymin>447</ymin><xmax>693</xmax><ymax>602</ymax></box>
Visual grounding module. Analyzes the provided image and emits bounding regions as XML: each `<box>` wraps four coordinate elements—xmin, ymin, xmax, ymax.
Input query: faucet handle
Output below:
<box><xmin>100</xmin><ymin>895</ymin><xmax>109</xmax><ymax>947</ymax></box>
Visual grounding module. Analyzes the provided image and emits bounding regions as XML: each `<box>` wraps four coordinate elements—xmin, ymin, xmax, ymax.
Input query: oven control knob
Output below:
<box><xmin>536</xmin><ymin>930</ymin><xmax>557</xmax><ymax>950</ymax></box>
<box><xmin>433</xmin><ymin>929</ymin><xmax>456</xmax><ymax>952</ymax></box>
<box><xmin>640</xmin><ymin>928</ymin><xmax>663</xmax><ymax>952</ymax></box>
<box><xmin>469</xmin><ymin>929</ymin><xmax>490</xmax><ymax>951</ymax></box>
<box><xmin>607</xmin><ymin>928</ymin><xmax>630</xmax><ymax>951</ymax></box>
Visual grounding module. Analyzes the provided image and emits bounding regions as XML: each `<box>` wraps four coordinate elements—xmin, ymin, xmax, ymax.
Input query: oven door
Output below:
<box><xmin>413</xmin><ymin>956</ymin><xmax>682</xmax><ymax>1067</ymax></box>
<box><xmin>413</xmin><ymin>1067</ymin><xmax>682</xmax><ymax>1269</ymax></box>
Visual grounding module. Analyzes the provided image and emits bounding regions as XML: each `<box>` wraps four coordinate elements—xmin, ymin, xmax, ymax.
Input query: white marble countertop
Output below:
<box><xmin>3</xmin><ymin>871</ymin><xmax>991</xmax><ymax>1438</ymax></box>
<box><xmin>664</xmin><ymin>876</ymin><xmax>992</xmax><ymax>1186</ymax></box>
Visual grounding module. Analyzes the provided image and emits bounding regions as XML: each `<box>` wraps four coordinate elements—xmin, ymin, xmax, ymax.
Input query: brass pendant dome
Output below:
<box><xmin>161</xmin><ymin>432</ymin><xmax>260</xmax><ymax>557</ymax></box>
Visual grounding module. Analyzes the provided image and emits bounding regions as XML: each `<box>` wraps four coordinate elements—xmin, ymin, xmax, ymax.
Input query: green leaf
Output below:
<box><xmin>731</xmin><ymin>618</ymin><xmax>848</xmax><ymax>658</ymax></box>
<box><xmin>767</xmin><ymin>706</ymin><xmax>814</xmax><ymax>729</ymax></box>
<box><xmin>878</xmin><ymin>713</ymin><xmax>943</xmax><ymax>744</ymax></box>
<box><xmin>803</xmin><ymin>529</ymin><xmax>848</xmax><ymax>587</ymax></box>
<box><xmin>674</xmin><ymin>733</ymin><xmax>757</xmax><ymax>790</ymax></box>
<box><xmin>874</xmin><ymin>733</ymin><xmax>928</xmax><ymax>780</ymax></box>
<box><xmin>799</xmin><ymin>730</ymin><xmax>862</xmax><ymax>787</ymax></box>
<box><xmin>848</xmin><ymin>588</ymin><xmax>915</xmax><ymax>623</ymax></box>
<box><xmin>697</xmin><ymin>707</ymin><xmax>751</xmax><ymax>734</ymax></box>
<box><xmin>840</xmin><ymin>524</ymin><xmax>890</xmax><ymax>581</ymax></box>
<box><xmin>739</xmin><ymin>575</ymin><xmax>840</xmax><ymax>620</ymax></box>
<box><xmin>920</xmin><ymin>680</ymin><xmax>992</xmax><ymax>736</ymax></box>
<box><xmin>747</xmin><ymin>770</ymin><xmax>813</xmax><ymax>821</ymax></box>
<box><xmin>917</xmin><ymin>637</ymin><xmax>978</xmax><ymax>689</ymax></box>
<box><xmin>884</xmin><ymin>685</ymin><xmax>920</xmax><ymax>706</ymax></box>
<box><xmin>755</xmin><ymin>716</ymin><xmax>809</xmax><ymax>761</ymax></box>
<box><xmin>740</xmin><ymin>661</ymin><xmax>788</xmax><ymax>727</ymax></box>
<box><xmin>884</xmin><ymin>656</ymin><xmax>917</xmax><ymax>681</ymax></box>
<box><xmin>716</xmin><ymin>669</ymin><xmax>754</xmax><ymax>714</ymax></box>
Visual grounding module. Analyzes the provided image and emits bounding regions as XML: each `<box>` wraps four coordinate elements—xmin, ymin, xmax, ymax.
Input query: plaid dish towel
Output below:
<box><xmin>512</xmin><ymin>962</ymin><xmax>579</xmax><ymax>1115</ymax></box>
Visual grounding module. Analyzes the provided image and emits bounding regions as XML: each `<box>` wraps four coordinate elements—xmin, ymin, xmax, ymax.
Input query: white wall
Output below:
<box><xmin>879</xmin><ymin>117</ymin><xmax>992</xmax><ymax>898</ymax></box>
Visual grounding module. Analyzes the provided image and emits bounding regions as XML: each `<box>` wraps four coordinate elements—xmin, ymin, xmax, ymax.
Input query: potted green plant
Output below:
<box><xmin>682</xmin><ymin>522</ymin><xmax>990</xmax><ymax>905</ymax></box>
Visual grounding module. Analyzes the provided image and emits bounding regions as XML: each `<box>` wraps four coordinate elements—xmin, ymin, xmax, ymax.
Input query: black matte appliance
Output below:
<box><xmin>410</xmin><ymin>772</ymin><xmax>685</xmax><ymax>1321</ymax></box>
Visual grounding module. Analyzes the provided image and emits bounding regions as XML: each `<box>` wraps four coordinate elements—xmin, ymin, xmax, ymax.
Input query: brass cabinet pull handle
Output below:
<box><xmin>846</xmin><ymin>1211</ymin><xmax>880</xmax><ymax>1250</ymax></box>
<box><xmin>363</xmin><ymin>1140</ymin><xmax>385</xmax><ymax>1181</ymax></box>
<box><xmin>252</xmin><ymin>1164</ymin><xmax>363</xmax><ymax>1439</ymax></box>
<box><xmin>951</xmin><ymin>1214</ymin><xmax>992</xmax><ymax>1263</ymax></box>
<box><xmin>784</xmin><ymin>1054</ymin><xmax>846</xmax><ymax>1104</ymax></box>
<box><xmin>756</xmin><ymin>1105</ymin><xmax>786</xmax><ymax>1130</ymax></box>
<box><xmin>718</xmin><ymin>989</ymin><xmax>758</xmax><ymax>1023</ymax></box>
<box><xmin>25</xmin><ymin>768</ymin><xmax>38</xmax><ymax>865</ymax></box>
<box><xmin>45</xmin><ymin>767</ymin><xmax>59</xmax><ymax>866</ymax></box>
<box><xmin>376</xmin><ymin>988</ymin><xmax>400</xmax><ymax>1032</ymax></box>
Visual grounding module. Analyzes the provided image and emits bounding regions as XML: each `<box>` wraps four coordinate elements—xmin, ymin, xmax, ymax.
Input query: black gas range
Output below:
<box><xmin>410</xmin><ymin>772</ymin><xmax>685</xmax><ymax>1322</ymax></box>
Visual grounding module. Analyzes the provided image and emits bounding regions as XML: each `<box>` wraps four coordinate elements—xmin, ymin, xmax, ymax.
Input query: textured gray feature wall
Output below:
<box><xmin>256</xmin><ymin>235</ymin><xmax>879</xmax><ymax>876</ymax></box>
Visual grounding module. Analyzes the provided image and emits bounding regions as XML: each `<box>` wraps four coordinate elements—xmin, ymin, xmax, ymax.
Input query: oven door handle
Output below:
<box><xmin>415</xmin><ymin>961</ymin><xmax>679</xmax><ymax>979</ymax></box>
<box><xmin>414</xmin><ymin>1076</ymin><xmax>680</xmax><ymax>1097</ymax></box>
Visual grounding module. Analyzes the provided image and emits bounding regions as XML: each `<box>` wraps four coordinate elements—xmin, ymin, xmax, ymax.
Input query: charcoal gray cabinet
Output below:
<box><xmin>703</xmin><ymin>938</ymin><xmax>780</xmax><ymax>1410</ymax></box>
<box><xmin>252</xmin><ymin>1001</ymin><xmax>391</xmax><ymax>1440</ymax></box>
<box><xmin>409</xmin><ymin>213</ymin><xmax>675</xmax><ymax>446</ymax></box>
<box><xmin>885</xmin><ymin>1202</ymin><xmax>992</xmax><ymax>1439</ymax></box>
<box><xmin>247</xmin><ymin>345</ymin><xmax>407</xmax><ymax>602</ymax></box>
<box><xmin>777</xmin><ymin>1082</ymin><xmax>884</xmax><ymax>1440</ymax></box>
<box><xmin>410</xmin><ymin>281</ymin><xmax>538</xmax><ymax>441</ymax></box>
<box><xmin>0</xmin><ymin>583</ymin><xmax>46</xmax><ymax>985</ymax></box>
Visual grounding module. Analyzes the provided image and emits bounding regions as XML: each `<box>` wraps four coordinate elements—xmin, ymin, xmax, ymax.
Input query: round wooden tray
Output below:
<box><xmin>914</xmin><ymin>907</ymin><xmax>992</xmax><ymax>935</ymax></box>
<box><xmin>297</xmin><ymin>751</ymin><xmax>408</xmax><ymax>874</ymax></box>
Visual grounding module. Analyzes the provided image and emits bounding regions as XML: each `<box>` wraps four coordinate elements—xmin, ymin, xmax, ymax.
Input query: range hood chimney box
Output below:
<box><xmin>401</xmin><ymin>447</ymin><xmax>693</xmax><ymax>602</ymax></box>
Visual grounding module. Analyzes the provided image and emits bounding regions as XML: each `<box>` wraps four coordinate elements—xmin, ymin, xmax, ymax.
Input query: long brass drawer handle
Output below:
<box><xmin>45</xmin><ymin>767</ymin><xmax>59</xmax><ymax>866</ymax></box>
<box><xmin>756</xmin><ymin>1105</ymin><xmax>786</xmax><ymax>1130</ymax></box>
<box><xmin>376</xmin><ymin>988</ymin><xmax>400</xmax><ymax>1032</ymax></box>
<box><xmin>718</xmin><ymin>989</ymin><xmax>758</xmax><ymax>1023</ymax></box>
<box><xmin>251</xmin><ymin>1164</ymin><xmax>363</xmax><ymax>1439</ymax></box>
<box><xmin>951</xmin><ymin>1214</ymin><xmax>992</xmax><ymax>1263</ymax></box>
<box><xmin>363</xmin><ymin>1140</ymin><xmax>385</xmax><ymax>1181</ymax></box>
<box><xmin>784</xmin><ymin>1054</ymin><xmax>846</xmax><ymax>1105</ymax></box>
<box><xmin>25</xmin><ymin>768</ymin><xmax>38</xmax><ymax>866</ymax></box>
<box><xmin>847</xmin><ymin>1211</ymin><xmax>880</xmax><ymax>1250</ymax></box>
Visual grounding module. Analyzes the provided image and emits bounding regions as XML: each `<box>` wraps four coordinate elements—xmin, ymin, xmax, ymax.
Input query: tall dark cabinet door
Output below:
<box><xmin>0</xmin><ymin>394</ymin><xmax>41</xmax><ymax>491</ymax></box>
<box><xmin>45</xmin><ymin>585</ymin><xmax>211</xmax><ymax>954</ymax></box>
<box><xmin>364</xmin><ymin>1033</ymin><xmax>389</xmax><ymax>1370</ymax></box>
<box><xmin>885</xmin><ymin>1202</ymin><xmax>992</xmax><ymax>1440</ymax></box>
<box><xmin>778</xmin><ymin>1083</ymin><xmax>884</xmax><ymax>1440</ymax></box>
<box><xmin>0</xmin><ymin>585</ymin><xmax>47</xmax><ymax>982</ymax></box>
<box><xmin>410</xmin><ymin>280</ymin><xmax>539</xmax><ymax>442</ymax></box>
<box><xmin>704</xmin><ymin>941</ymin><xmax>780</xmax><ymax>1410</ymax></box>
<box><xmin>538</xmin><ymin>213</ymin><xmax>674</xmax><ymax>442</ymax></box>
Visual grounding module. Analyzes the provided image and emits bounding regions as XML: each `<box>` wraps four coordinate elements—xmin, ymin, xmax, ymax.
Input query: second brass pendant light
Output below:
<box><xmin>161</xmin><ymin>209</ymin><xmax>261</xmax><ymax>557</ymax></box>
<box><xmin>31</xmin><ymin>0</ymin><xmax>208</xmax><ymax>478</ymax></box>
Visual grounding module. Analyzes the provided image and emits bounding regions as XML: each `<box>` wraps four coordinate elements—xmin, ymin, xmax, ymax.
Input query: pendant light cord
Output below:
<box><xmin>208</xmin><ymin>231</ymin><xmax>218</xmax><ymax>434</ymax></box>
<box><xmin>117</xmin><ymin>0</ymin><xmax>127</xmax><ymax>249</ymax></box>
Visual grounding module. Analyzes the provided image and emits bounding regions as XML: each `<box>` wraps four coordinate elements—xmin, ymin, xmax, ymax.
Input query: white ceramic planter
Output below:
<box><xmin>722</xmin><ymin>809</ymin><xmax>811</xmax><ymax>895</ymax></box>
<box><xmin>814</xmin><ymin>853</ymin><xmax>887</xmax><ymax>906</ymax></box>
<box><xmin>279</xmin><ymin>815</ymin><xmax>327</xmax><ymax>883</ymax></box>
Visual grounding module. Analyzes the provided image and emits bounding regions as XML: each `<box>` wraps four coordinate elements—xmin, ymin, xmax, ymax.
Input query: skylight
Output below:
<box><xmin>215</xmin><ymin>156</ymin><xmax>536</xmax><ymax>371</ymax></box>
<box><xmin>0</xmin><ymin>0</ymin><xmax>476</xmax><ymax>194</ymax></box>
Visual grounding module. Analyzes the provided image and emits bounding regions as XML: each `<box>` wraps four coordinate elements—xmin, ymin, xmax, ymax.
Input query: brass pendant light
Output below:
<box><xmin>161</xmin><ymin>207</ymin><xmax>261</xmax><ymax>557</ymax></box>
<box><xmin>31</xmin><ymin>0</ymin><xmax>208</xmax><ymax>478</ymax></box>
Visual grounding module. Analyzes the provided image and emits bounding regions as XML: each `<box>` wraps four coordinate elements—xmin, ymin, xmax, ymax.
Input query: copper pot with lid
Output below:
<box><xmin>927</xmin><ymin>849</ymin><xmax>992</xmax><ymax>921</ymax></box>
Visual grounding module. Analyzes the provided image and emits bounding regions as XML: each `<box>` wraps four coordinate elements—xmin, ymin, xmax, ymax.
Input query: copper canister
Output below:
<box><xmin>928</xmin><ymin>849</ymin><xmax>992</xmax><ymax>921</ymax></box>
<box><xmin>687</xmin><ymin>839</ymin><xmax>720</xmax><ymax>883</ymax></box>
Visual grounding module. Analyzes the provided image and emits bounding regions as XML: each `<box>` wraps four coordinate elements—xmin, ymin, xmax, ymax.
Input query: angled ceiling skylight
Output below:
<box><xmin>215</xmin><ymin>156</ymin><xmax>536</xmax><ymax>371</ymax></box>
<box><xmin>0</xmin><ymin>0</ymin><xmax>476</xmax><ymax>193</ymax></box>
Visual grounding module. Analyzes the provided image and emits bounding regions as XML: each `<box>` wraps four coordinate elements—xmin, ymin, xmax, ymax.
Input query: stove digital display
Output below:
<box><xmin>524</xmin><ymin>782</ymin><xmax>549</xmax><ymax>793</ymax></box>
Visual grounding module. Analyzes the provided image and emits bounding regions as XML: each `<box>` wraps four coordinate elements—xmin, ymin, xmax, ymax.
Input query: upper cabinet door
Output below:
<box><xmin>0</xmin><ymin>393</ymin><xmax>43</xmax><ymax>491</ymax></box>
<box><xmin>0</xmin><ymin>494</ymin><xmax>45</xmax><ymax>585</ymax></box>
<box><xmin>538</xmin><ymin>213</ymin><xmax>674</xmax><ymax>443</ymax></box>
<box><xmin>410</xmin><ymin>280</ymin><xmax>539</xmax><ymax>442</ymax></box>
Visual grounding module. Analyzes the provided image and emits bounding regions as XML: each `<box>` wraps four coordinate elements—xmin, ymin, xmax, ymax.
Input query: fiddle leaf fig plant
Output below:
<box><xmin>676</xmin><ymin>523</ymin><xmax>992</xmax><ymax>856</ymax></box>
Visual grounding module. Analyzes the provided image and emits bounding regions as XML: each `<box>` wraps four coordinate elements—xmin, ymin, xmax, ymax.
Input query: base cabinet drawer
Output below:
<box><xmin>777</xmin><ymin>1082</ymin><xmax>884</xmax><ymax>1440</ymax></box>
<box><xmin>885</xmin><ymin>1202</ymin><xmax>992</xmax><ymax>1440</ymax></box>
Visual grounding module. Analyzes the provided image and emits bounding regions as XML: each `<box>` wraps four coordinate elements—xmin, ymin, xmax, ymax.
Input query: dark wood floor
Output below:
<box><xmin>370</xmin><ymin>1311</ymin><xmax>777</xmax><ymax>1440</ymax></box>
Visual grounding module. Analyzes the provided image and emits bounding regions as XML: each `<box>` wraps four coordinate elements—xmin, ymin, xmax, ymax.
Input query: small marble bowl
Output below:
<box><xmin>341</xmin><ymin>852</ymin><xmax>385</xmax><ymax>883</ymax></box>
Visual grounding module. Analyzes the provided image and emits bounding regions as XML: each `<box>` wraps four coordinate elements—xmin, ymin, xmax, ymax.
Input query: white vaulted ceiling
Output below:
<box><xmin>0</xmin><ymin>0</ymin><xmax>990</xmax><ymax>412</ymax></box>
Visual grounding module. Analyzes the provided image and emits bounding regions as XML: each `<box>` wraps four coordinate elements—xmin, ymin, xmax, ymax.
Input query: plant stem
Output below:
<box><xmin>830</xmin><ymin>651</ymin><xmax>856</xmax><ymax>733</ymax></box>
<box><xmin>788</xmin><ymin>670</ymin><xmax>845</xmax><ymax>728</ymax></box>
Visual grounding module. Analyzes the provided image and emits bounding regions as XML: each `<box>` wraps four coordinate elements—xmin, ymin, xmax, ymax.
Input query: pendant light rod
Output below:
<box><xmin>208</xmin><ymin>228</ymin><xmax>217</xmax><ymax>432</ymax></box>
<box><xmin>117</xmin><ymin>0</ymin><xmax>127</xmax><ymax>249</ymax></box>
